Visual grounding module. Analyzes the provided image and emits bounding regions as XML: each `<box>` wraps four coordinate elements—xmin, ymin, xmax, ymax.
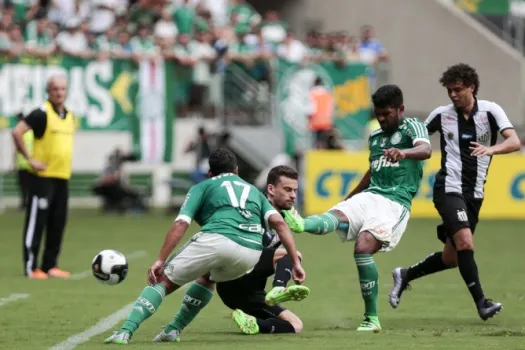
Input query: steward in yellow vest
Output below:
<box><xmin>11</xmin><ymin>75</ymin><xmax>74</xmax><ymax>280</ymax></box>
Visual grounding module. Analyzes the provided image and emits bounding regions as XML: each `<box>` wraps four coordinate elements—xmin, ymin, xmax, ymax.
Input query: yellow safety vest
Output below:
<box><xmin>30</xmin><ymin>101</ymin><xmax>75</xmax><ymax>180</ymax></box>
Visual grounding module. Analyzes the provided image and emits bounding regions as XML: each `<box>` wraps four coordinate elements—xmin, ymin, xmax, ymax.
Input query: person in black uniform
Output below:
<box><xmin>217</xmin><ymin>165</ymin><xmax>310</xmax><ymax>335</ymax></box>
<box><xmin>11</xmin><ymin>75</ymin><xmax>75</xmax><ymax>280</ymax></box>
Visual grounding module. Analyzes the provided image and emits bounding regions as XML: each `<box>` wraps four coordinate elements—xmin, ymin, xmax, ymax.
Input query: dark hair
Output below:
<box><xmin>439</xmin><ymin>63</ymin><xmax>479</xmax><ymax>96</ymax></box>
<box><xmin>371</xmin><ymin>84</ymin><xmax>404</xmax><ymax>109</ymax></box>
<box><xmin>209</xmin><ymin>148</ymin><xmax>237</xmax><ymax>176</ymax></box>
<box><xmin>266</xmin><ymin>165</ymin><xmax>298</xmax><ymax>186</ymax></box>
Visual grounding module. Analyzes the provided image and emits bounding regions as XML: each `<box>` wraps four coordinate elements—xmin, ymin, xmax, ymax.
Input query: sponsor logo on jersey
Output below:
<box><xmin>371</xmin><ymin>155</ymin><xmax>400</xmax><ymax>171</ymax></box>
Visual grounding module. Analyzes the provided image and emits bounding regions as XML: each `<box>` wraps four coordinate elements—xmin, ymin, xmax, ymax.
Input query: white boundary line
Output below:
<box><xmin>70</xmin><ymin>250</ymin><xmax>148</xmax><ymax>280</ymax></box>
<box><xmin>0</xmin><ymin>293</ymin><xmax>30</xmax><ymax>307</ymax></box>
<box><xmin>49</xmin><ymin>302</ymin><xmax>134</xmax><ymax>350</ymax></box>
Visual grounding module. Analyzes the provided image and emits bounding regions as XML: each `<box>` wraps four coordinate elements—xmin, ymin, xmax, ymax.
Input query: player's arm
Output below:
<box><xmin>156</xmin><ymin>186</ymin><xmax>203</xmax><ymax>263</ymax></box>
<box><xmin>485</xmin><ymin>128</ymin><xmax>520</xmax><ymax>155</ymax></box>
<box><xmin>267</xmin><ymin>211</ymin><xmax>305</xmax><ymax>284</ymax></box>
<box><xmin>399</xmin><ymin>141</ymin><xmax>432</xmax><ymax>160</ymax></box>
<box><xmin>471</xmin><ymin>102</ymin><xmax>520</xmax><ymax>156</ymax></box>
<box><xmin>344</xmin><ymin>169</ymin><xmax>371</xmax><ymax>200</ymax></box>
<box><xmin>12</xmin><ymin>109</ymin><xmax>47</xmax><ymax>171</ymax></box>
<box><xmin>385</xmin><ymin>120</ymin><xmax>432</xmax><ymax>162</ymax></box>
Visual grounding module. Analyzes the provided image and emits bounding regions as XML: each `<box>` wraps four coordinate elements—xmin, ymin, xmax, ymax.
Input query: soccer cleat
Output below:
<box><xmin>48</xmin><ymin>267</ymin><xmax>71</xmax><ymax>279</ymax></box>
<box><xmin>389</xmin><ymin>267</ymin><xmax>411</xmax><ymax>309</ymax></box>
<box><xmin>232</xmin><ymin>309</ymin><xmax>259</xmax><ymax>335</ymax></box>
<box><xmin>356</xmin><ymin>315</ymin><xmax>381</xmax><ymax>332</ymax></box>
<box><xmin>104</xmin><ymin>331</ymin><xmax>131</xmax><ymax>344</ymax></box>
<box><xmin>265</xmin><ymin>285</ymin><xmax>310</xmax><ymax>306</ymax></box>
<box><xmin>29</xmin><ymin>268</ymin><xmax>48</xmax><ymax>280</ymax></box>
<box><xmin>477</xmin><ymin>298</ymin><xmax>503</xmax><ymax>321</ymax></box>
<box><xmin>282</xmin><ymin>210</ymin><xmax>305</xmax><ymax>233</ymax></box>
<box><xmin>152</xmin><ymin>327</ymin><xmax>181</xmax><ymax>342</ymax></box>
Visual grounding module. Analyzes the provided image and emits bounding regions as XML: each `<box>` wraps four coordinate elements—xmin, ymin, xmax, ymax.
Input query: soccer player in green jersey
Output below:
<box><xmin>105</xmin><ymin>148</ymin><xmax>305</xmax><ymax>345</ymax></box>
<box><xmin>284</xmin><ymin>85</ymin><xmax>432</xmax><ymax>332</ymax></box>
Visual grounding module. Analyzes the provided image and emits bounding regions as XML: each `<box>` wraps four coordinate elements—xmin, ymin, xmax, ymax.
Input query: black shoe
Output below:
<box><xmin>389</xmin><ymin>267</ymin><xmax>411</xmax><ymax>309</ymax></box>
<box><xmin>477</xmin><ymin>298</ymin><xmax>503</xmax><ymax>321</ymax></box>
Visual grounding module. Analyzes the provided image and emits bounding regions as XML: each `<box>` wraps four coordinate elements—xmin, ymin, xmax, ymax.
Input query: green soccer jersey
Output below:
<box><xmin>364</xmin><ymin>118</ymin><xmax>430</xmax><ymax>209</ymax></box>
<box><xmin>177</xmin><ymin>173</ymin><xmax>278</xmax><ymax>251</ymax></box>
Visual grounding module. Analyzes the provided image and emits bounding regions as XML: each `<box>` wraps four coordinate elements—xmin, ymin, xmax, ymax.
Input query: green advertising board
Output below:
<box><xmin>0</xmin><ymin>55</ymin><xmax>137</xmax><ymax>131</ymax></box>
<box><xmin>275</xmin><ymin>58</ymin><xmax>373</xmax><ymax>156</ymax></box>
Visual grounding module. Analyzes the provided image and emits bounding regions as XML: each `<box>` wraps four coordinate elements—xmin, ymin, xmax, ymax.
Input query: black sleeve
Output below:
<box><xmin>424</xmin><ymin>111</ymin><xmax>442</xmax><ymax>135</ymax></box>
<box><xmin>24</xmin><ymin>108</ymin><xmax>47</xmax><ymax>138</ymax></box>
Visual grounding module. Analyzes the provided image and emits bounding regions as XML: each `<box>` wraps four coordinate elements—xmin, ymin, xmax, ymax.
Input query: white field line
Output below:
<box><xmin>0</xmin><ymin>293</ymin><xmax>30</xmax><ymax>307</ymax></box>
<box><xmin>49</xmin><ymin>302</ymin><xmax>134</xmax><ymax>350</ymax></box>
<box><xmin>70</xmin><ymin>250</ymin><xmax>148</xmax><ymax>280</ymax></box>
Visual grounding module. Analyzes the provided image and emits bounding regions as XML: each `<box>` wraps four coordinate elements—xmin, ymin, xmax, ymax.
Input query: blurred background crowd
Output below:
<box><xmin>0</xmin><ymin>0</ymin><xmax>388</xmax><ymax>125</ymax></box>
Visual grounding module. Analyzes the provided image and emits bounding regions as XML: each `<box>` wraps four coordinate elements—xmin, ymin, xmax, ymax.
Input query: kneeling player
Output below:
<box><xmin>217</xmin><ymin>165</ymin><xmax>309</xmax><ymax>335</ymax></box>
<box><xmin>284</xmin><ymin>85</ymin><xmax>432</xmax><ymax>332</ymax></box>
<box><xmin>104</xmin><ymin>149</ymin><xmax>305</xmax><ymax>344</ymax></box>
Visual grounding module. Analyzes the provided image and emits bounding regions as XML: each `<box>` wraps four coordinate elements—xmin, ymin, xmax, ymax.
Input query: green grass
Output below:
<box><xmin>0</xmin><ymin>210</ymin><xmax>524</xmax><ymax>349</ymax></box>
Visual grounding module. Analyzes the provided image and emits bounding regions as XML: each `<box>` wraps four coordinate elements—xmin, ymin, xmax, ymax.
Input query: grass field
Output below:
<box><xmin>1</xmin><ymin>209</ymin><xmax>524</xmax><ymax>350</ymax></box>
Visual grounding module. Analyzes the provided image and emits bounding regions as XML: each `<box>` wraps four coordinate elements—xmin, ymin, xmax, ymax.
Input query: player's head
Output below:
<box><xmin>439</xmin><ymin>63</ymin><xmax>479</xmax><ymax>109</ymax></box>
<box><xmin>266</xmin><ymin>165</ymin><xmax>298</xmax><ymax>210</ymax></box>
<box><xmin>372</xmin><ymin>84</ymin><xmax>404</xmax><ymax>132</ymax></box>
<box><xmin>208</xmin><ymin>148</ymin><xmax>238</xmax><ymax>177</ymax></box>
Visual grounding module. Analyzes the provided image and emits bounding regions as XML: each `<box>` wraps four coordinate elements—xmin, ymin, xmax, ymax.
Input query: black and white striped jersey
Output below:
<box><xmin>425</xmin><ymin>100</ymin><xmax>513</xmax><ymax>199</ymax></box>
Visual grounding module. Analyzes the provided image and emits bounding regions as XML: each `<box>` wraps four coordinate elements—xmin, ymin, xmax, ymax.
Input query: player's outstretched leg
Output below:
<box><xmin>104</xmin><ymin>283</ymin><xmax>168</xmax><ymax>344</ymax></box>
<box><xmin>283</xmin><ymin>210</ymin><xmax>340</xmax><ymax>235</ymax></box>
<box><xmin>266</xmin><ymin>254</ymin><xmax>310</xmax><ymax>306</ymax></box>
<box><xmin>354</xmin><ymin>232</ymin><xmax>381</xmax><ymax>332</ymax></box>
<box><xmin>153</xmin><ymin>279</ymin><xmax>214</xmax><ymax>342</ymax></box>
<box><xmin>389</xmin><ymin>227</ymin><xmax>457</xmax><ymax>309</ymax></box>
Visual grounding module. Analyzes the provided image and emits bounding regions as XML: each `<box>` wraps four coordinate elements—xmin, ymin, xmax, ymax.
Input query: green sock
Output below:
<box><xmin>121</xmin><ymin>284</ymin><xmax>166</xmax><ymax>334</ymax></box>
<box><xmin>165</xmin><ymin>282</ymin><xmax>214</xmax><ymax>333</ymax></box>
<box><xmin>304</xmin><ymin>212</ymin><xmax>340</xmax><ymax>234</ymax></box>
<box><xmin>354</xmin><ymin>254</ymin><xmax>379</xmax><ymax>317</ymax></box>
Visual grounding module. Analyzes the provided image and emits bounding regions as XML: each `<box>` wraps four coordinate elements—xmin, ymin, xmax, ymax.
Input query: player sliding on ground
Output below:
<box><xmin>104</xmin><ymin>148</ymin><xmax>305</xmax><ymax>345</ymax></box>
<box><xmin>284</xmin><ymin>85</ymin><xmax>432</xmax><ymax>332</ymax></box>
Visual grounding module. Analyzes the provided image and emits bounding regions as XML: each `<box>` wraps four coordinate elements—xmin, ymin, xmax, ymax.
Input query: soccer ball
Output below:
<box><xmin>91</xmin><ymin>250</ymin><xmax>128</xmax><ymax>285</ymax></box>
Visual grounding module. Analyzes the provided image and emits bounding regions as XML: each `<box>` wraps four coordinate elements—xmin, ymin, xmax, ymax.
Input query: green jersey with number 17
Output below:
<box><xmin>364</xmin><ymin>117</ymin><xmax>430</xmax><ymax>209</ymax></box>
<box><xmin>176</xmin><ymin>173</ymin><xmax>278</xmax><ymax>251</ymax></box>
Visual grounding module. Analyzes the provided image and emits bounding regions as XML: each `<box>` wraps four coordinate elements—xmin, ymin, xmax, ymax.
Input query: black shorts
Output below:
<box><xmin>216</xmin><ymin>247</ymin><xmax>286</xmax><ymax>319</ymax></box>
<box><xmin>433</xmin><ymin>189</ymin><xmax>483</xmax><ymax>244</ymax></box>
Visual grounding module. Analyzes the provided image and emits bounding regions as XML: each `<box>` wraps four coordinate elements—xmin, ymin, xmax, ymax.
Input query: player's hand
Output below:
<box><xmin>29</xmin><ymin>158</ymin><xmax>47</xmax><ymax>172</ymax></box>
<box><xmin>470</xmin><ymin>142</ymin><xmax>494</xmax><ymax>157</ymax></box>
<box><xmin>148</xmin><ymin>259</ymin><xmax>164</xmax><ymax>285</ymax></box>
<box><xmin>292</xmin><ymin>263</ymin><xmax>306</xmax><ymax>284</ymax></box>
<box><xmin>383</xmin><ymin>148</ymin><xmax>405</xmax><ymax>163</ymax></box>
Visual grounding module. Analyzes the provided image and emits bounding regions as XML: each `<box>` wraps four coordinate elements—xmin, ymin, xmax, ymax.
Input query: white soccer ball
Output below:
<box><xmin>91</xmin><ymin>250</ymin><xmax>128</xmax><ymax>285</ymax></box>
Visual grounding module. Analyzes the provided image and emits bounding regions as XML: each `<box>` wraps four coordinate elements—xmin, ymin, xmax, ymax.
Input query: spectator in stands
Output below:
<box><xmin>154</xmin><ymin>6</ymin><xmax>178</xmax><ymax>47</ymax></box>
<box><xmin>55</xmin><ymin>17</ymin><xmax>89</xmax><ymax>57</ymax></box>
<box><xmin>277</xmin><ymin>30</ymin><xmax>307</xmax><ymax>64</ymax></box>
<box><xmin>25</xmin><ymin>10</ymin><xmax>55</xmax><ymax>58</ymax></box>
<box><xmin>358</xmin><ymin>24</ymin><xmax>389</xmax><ymax>65</ymax></box>
<box><xmin>228</xmin><ymin>0</ymin><xmax>261</xmax><ymax>33</ymax></box>
<box><xmin>260</xmin><ymin>10</ymin><xmax>287</xmax><ymax>50</ymax></box>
